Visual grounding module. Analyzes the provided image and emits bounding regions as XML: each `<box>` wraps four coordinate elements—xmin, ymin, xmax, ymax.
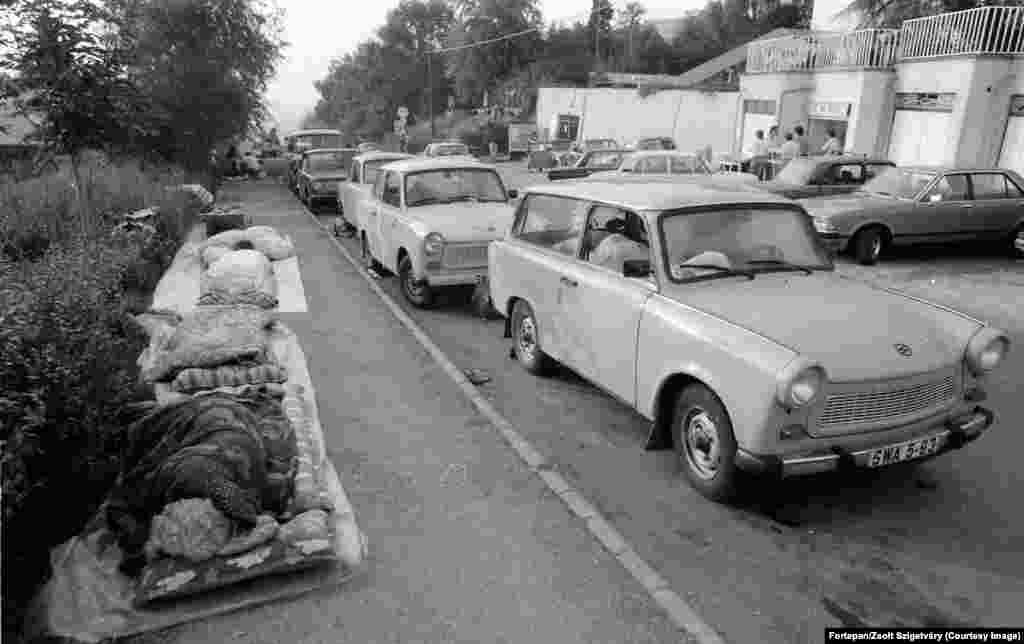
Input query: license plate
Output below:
<box><xmin>866</xmin><ymin>434</ymin><xmax>945</xmax><ymax>468</ymax></box>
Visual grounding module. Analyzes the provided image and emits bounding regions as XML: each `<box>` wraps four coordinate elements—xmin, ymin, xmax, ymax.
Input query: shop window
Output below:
<box><xmin>970</xmin><ymin>173</ymin><xmax>1014</xmax><ymax>199</ymax></box>
<box><xmin>924</xmin><ymin>174</ymin><xmax>969</xmax><ymax>202</ymax></box>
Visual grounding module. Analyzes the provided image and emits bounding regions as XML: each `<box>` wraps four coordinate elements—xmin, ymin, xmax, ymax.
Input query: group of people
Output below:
<box><xmin>742</xmin><ymin>124</ymin><xmax>845</xmax><ymax>180</ymax></box>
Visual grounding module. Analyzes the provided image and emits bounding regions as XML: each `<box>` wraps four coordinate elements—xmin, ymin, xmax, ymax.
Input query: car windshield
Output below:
<box><xmin>669</xmin><ymin>156</ymin><xmax>708</xmax><ymax>174</ymax></box>
<box><xmin>404</xmin><ymin>168</ymin><xmax>507</xmax><ymax>206</ymax></box>
<box><xmin>774</xmin><ymin>158</ymin><xmax>818</xmax><ymax>185</ymax></box>
<box><xmin>363</xmin><ymin>159</ymin><xmax>400</xmax><ymax>184</ymax></box>
<box><xmin>862</xmin><ymin>167</ymin><xmax>936</xmax><ymax>199</ymax></box>
<box><xmin>307</xmin><ymin>151</ymin><xmax>352</xmax><ymax>172</ymax></box>
<box><xmin>584</xmin><ymin>151</ymin><xmax>623</xmax><ymax>169</ymax></box>
<box><xmin>660</xmin><ymin>207</ymin><xmax>833</xmax><ymax>282</ymax></box>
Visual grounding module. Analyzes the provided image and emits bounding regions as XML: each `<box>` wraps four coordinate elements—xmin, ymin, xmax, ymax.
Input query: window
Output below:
<box><xmin>382</xmin><ymin>172</ymin><xmax>401</xmax><ymax>207</ymax></box>
<box><xmin>924</xmin><ymin>174</ymin><xmax>969</xmax><ymax>202</ymax></box>
<box><xmin>638</xmin><ymin>156</ymin><xmax>669</xmax><ymax>174</ymax></box>
<box><xmin>583</xmin><ymin>206</ymin><xmax>650</xmax><ymax>273</ymax></box>
<box><xmin>372</xmin><ymin>171</ymin><xmax>386</xmax><ymax>200</ymax></box>
<box><xmin>350</xmin><ymin>161</ymin><xmax>360</xmax><ymax>182</ymax></box>
<box><xmin>826</xmin><ymin>164</ymin><xmax>864</xmax><ymax>184</ymax></box>
<box><xmin>970</xmin><ymin>173</ymin><xmax>1014</xmax><ymax>199</ymax></box>
<box><xmin>404</xmin><ymin>168</ymin><xmax>507</xmax><ymax>206</ymax></box>
<box><xmin>514</xmin><ymin>194</ymin><xmax>587</xmax><ymax>256</ymax></box>
<box><xmin>670</xmin><ymin>156</ymin><xmax>704</xmax><ymax>174</ymax></box>
<box><xmin>584</xmin><ymin>151</ymin><xmax>623</xmax><ymax>169</ymax></box>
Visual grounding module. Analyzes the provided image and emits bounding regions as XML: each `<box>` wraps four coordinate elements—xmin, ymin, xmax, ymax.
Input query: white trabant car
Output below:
<box><xmin>360</xmin><ymin>157</ymin><xmax>518</xmax><ymax>307</ymax></box>
<box><xmin>488</xmin><ymin>181</ymin><xmax>1008</xmax><ymax>502</ymax></box>
<box><xmin>340</xmin><ymin>151</ymin><xmax>413</xmax><ymax>227</ymax></box>
<box><xmin>616</xmin><ymin>150</ymin><xmax>760</xmax><ymax>185</ymax></box>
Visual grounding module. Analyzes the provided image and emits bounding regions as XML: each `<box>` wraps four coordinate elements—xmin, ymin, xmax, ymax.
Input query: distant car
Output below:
<box><xmin>547</xmin><ymin>149</ymin><xmax>628</xmax><ymax>181</ymax></box>
<box><xmin>360</xmin><ymin>157</ymin><xmax>518</xmax><ymax>307</ymax></box>
<box><xmin>340</xmin><ymin>151</ymin><xmax>414</xmax><ymax>228</ymax></box>
<box><xmin>284</xmin><ymin>129</ymin><xmax>344</xmax><ymax>192</ymax></box>
<box><xmin>801</xmin><ymin>166</ymin><xmax>1024</xmax><ymax>265</ymax></box>
<box><xmin>580</xmin><ymin>138</ymin><xmax>618</xmax><ymax>152</ymax></box>
<box><xmin>488</xmin><ymin>180</ymin><xmax>1008</xmax><ymax>503</ymax></box>
<box><xmin>423</xmin><ymin>141</ymin><xmax>470</xmax><ymax>158</ymax></box>
<box><xmin>357</xmin><ymin>142</ymin><xmax>381</xmax><ymax>154</ymax></box>
<box><xmin>615</xmin><ymin>150</ymin><xmax>760</xmax><ymax>184</ymax></box>
<box><xmin>631</xmin><ymin>137</ymin><xmax>677</xmax><ymax>151</ymax></box>
<box><xmin>295</xmin><ymin>148</ymin><xmax>357</xmax><ymax>209</ymax></box>
<box><xmin>759</xmin><ymin>155</ymin><xmax>896</xmax><ymax>200</ymax></box>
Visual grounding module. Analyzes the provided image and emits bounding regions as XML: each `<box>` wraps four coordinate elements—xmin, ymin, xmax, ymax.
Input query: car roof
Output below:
<box><xmin>287</xmin><ymin>129</ymin><xmax>342</xmax><ymax>137</ymax></box>
<box><xmin>585</xmin><ymin>148</ymin><xmax>630</xmax><ymax>154</ymax></box>
<box><xmin>523</xmin><ymin>180</ymin><xmax>794</xmax><ymax>212</ymax></box>
<box><xmin>382</xmin><ymin>157</ymin><xmax>495</xmax><ymax>173</ymax></box>
<box><xmin>899</xmin><ymin>164</ymin><xmax>1017</xmax><ymax>174</ymax></box>
<box><xmin>790</xmin><ymin>154</ymin><xmax>892</xmax><ymax>164</ymax></box>
<box><xmin>355</xmin><ymin>152</ymin><xmax>414</xmax><ymax>162</ymax></box>
<box><xmin>304</xmin><ymin>147</ymin><xmax>356</xmax><ymax>155</ymax></box>
<box><xmin>431</xmin><ymin>140</ymin><xmax>466</xmax><ymax>145</ymax></box>
<box><xmin>626</xmin><ymin>150</ymin><xmax>699</xmax><ymax>158</ymax></box>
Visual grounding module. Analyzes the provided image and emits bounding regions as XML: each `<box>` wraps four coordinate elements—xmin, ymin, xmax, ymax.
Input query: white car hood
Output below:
<box><xmin>662</xmin><ymin>272</ymin><xmax>979</xmax><ymax>382</ymax></box>
<box><xmin>408</xmin><ymin>202</ymin><xmax>515</xmax><ymax>242</ymax></box>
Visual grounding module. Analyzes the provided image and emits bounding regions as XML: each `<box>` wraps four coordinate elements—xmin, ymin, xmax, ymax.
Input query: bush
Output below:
<box><xmin>0</xmin><ymin>155</ymin><xmax>197</xmax><ymax>640</ymax></box>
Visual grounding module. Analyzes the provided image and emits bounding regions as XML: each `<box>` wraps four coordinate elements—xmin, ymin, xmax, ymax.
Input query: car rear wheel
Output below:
<box><xmin>672</xmin><ymin>384</ymin><xmax>743</xmax><ymax>503</ymax></box>
<box><xmin>853</xmin><ymin>227</ymin><xmax>884</xmax><ymax>265</ymax></box>
<box><xmin>511</xmin><ymin>300</ymin><xmax>554</xmax><ymax>375</ymax></box>
<box><xmin>398</xmin><ymin>256</ymin><xmax>435</xmax><ymax>308</ymax></box>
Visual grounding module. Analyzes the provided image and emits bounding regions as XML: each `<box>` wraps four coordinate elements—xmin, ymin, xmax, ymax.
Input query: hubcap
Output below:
<box><xmin>403</xmin><ymin>268</ymin><xmax>424</xmax><ymax>298</ymax></box>
<box><xmin>517</xmin><ymin>315</ymin><xmax>537</xmax><ymax>363</ymax></box>
<box><xmin>682</xmin><ymin>409</ymin><xmax>721</xmax><ymax>481</ymax></box>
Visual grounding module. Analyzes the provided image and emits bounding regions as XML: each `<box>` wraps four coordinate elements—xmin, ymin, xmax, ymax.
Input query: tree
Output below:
<box><xmin>617</xmin><ymin>2</ymin><xmax>646</xmax><ymax>71</ymax></box>
<box><xmin>444</xmin><ymin>0</ymin><xmax>543</xmax><ymax>104</ymax></box>
<box><xmin>588</xmin><ymin>0</ymin><xmax>615</xmax><ymax>62</ymax></box>
<box><xmin>836</xmin><ymin>0</ymin><xmax>998</xmax><ymax>27</ymax></box>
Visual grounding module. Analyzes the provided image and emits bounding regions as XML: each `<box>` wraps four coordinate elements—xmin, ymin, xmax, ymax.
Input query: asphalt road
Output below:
<box><xmin>307</xmin><ymin>161</ymin><xmax>1024</xmax><ymax>640</ymax></box>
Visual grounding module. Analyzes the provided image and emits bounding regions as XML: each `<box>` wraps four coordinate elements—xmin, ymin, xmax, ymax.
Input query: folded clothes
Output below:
<box><xmin>198</xmin><ymin>289</ymin><xmax>279</xmax><ymax>309</ymax></box>
<box><xmin>170</xmin><ymin>364</ymin><xmax>288</xmax><ymax>394</ymax></box>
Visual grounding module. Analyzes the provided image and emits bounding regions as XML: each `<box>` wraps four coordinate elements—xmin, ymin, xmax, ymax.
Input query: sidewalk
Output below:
<box><xmin>155</xmin><ymin>180</ymin><xmax>687</xmax><ymax>644</ymax></box>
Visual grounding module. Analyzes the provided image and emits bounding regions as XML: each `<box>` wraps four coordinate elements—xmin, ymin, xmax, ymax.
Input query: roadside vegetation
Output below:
<box><xmin>0</xmin><ymin>0</ymin><xmax>284</xmax><ymax>639</ymax></box>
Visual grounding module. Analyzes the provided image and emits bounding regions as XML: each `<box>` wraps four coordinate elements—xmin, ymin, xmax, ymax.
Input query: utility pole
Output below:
<box><xmin>427</xmin><ymin>51</ymin><xmax>435</xmax><ymax>140</ymax></box>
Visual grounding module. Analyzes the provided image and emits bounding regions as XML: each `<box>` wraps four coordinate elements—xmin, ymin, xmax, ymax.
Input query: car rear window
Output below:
<box><xmin>514</xmin><ymin>194</ymin><xmax>589</xmax><ymax>256</ymax></box>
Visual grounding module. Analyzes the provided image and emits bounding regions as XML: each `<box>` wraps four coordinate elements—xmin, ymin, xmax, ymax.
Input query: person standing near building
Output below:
<box><xmin>745</xmin><ymin>130</ymin><xmax>770</xmax><ymax>179</ymax></box>
<box><xmin>793</xmin><ymin>125</ymin><xmax>809</xmax><ymax>156</ymax></box>
<box><xmin>821</xmin><ymin>128</ymin><xmax>843</xmax><ymax>155</ymax></box>
<box><xmin>779</xmin><ymin>132</ymin><xmax>800</xmax><ymax>161</ymax></box>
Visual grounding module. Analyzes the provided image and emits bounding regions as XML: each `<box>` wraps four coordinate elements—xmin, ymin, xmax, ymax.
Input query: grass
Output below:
<box><xmin>0</xmin><ymin>154</ymin><xmax>203</xmax><ymax>642</ymax></box>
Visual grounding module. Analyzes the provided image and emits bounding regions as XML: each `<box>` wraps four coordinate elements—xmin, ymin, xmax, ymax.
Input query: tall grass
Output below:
<box><xmin>0</xmin><ymin>154</ymin><xmax>200</xmax><ymax>641</ymax></box>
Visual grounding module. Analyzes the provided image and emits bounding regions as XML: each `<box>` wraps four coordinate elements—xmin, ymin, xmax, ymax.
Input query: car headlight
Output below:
<box><xmin>812</xmin><ymin>217</ymin><xmax>837</xmax><ymax>234</ymax></box>
<box><xmin>965</xmin><ymin>327</ymin><xmax>1010</xmax><ymax>375</ymax></box>
<box><xmin>424</xmin><ymin>232</ymin><xmax>445</xmax><ymax>256</ymax></box>
<box><xmin>776</xmin><ymin>357</ymin><xmax>827</xmax><ymax>408</ymax></box>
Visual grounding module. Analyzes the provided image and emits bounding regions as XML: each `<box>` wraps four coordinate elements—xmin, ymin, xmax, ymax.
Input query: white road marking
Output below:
<box><xmin>304</xmin><ymin>208</ymin><xmax>728</xmax><ymax>644</ymax></box>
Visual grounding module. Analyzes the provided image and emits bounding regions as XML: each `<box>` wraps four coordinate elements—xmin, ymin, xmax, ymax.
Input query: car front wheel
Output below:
<box><xmin>853</xmin><ymin>227</ymin><xmax>884</xmax><ymax>265</ymax></box>
<box><xmin>511</xmin><ymin>300</ymin><xmax>553</xmax><ymax>375</ymax></box>
<box><xmin>672</xmin><ymin>384</ymin><xmax>743</xmax><ymax>503</ymax></box>
<box><xmin>398</xmin><ymin>256</ymin><xmax>435</xmax><ymax>308</ymax></box>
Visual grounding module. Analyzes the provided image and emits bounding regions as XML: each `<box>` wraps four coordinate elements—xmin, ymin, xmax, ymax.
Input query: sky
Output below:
<box><xmin>265</xmin><ymin>0</ymin><xmax>706</xmax><ymax>134</ymax></box>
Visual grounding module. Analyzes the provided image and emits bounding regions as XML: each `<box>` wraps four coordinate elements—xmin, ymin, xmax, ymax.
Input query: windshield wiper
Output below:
<box><xmin>676</xmin><ymin>264</ymin><xmax>755</xmax><ymax>280</ymax></box>
<box><xmin>745</xmin><ymin>260</ymin><xmax>813</xmax><ymax>275</ymax></box>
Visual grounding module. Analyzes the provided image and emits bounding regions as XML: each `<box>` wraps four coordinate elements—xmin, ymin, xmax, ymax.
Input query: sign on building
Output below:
<box><xmin>810</xmin><ymin>102</ymin><xmax>852</xmax><ymax>120</ymax></box>
<box><xmin>894</xmin><ymin>92</ymin><xmax>956</xmax><ymax>112</ymax></box>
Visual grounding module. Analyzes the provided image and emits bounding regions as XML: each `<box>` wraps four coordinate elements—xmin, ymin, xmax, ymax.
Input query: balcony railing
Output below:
<box><xmin>898</xmin><ymin>6</ymin><xmax>1024</xmax><ymax>59</ymax></box>
<box><xmin>746</xmin><ymin>29</ymin><xmax>900</xmax><ymax>73</ymax></box>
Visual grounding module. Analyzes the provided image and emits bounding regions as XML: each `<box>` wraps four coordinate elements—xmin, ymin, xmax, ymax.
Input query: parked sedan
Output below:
<box><xmin>360</xmin><ymin>157</ymin><xmax>518</xmax><ymax>307</ymax></box>
<box><xmin>488</xmin><ymin>181</ymin><xmax>1008</xmax><ymax>503</ymax></box>
<box><xmin>631</xmin><ymin>137</ymin><xmax>677</xmax><ymax>151</ymax></box>
<box><xmin>759</xmin><ymin>155</ymin><xmax>895</xmax><ymax>199</ymax></box>
<box><xmin>340</xmin><ymin>151</ymin><xmax>413</xmax><ymax>227</ymax></box>
<box><xmin>802</xmin><ymin>166</ymin><xmax>1024</xmax><ymax>265</ymax></box>
<box><xmin>423</xmin><ymin>141</ymin><xmax>471</xmax><ymax>158</ymax></box>
<box><xmin>296</xmin><ymin>148</ymin><xmax>357</xmax><ymax>209</ymax></box>
<box><xmin>616</xmin><ymin>150</ymin><xmax>760</xmax><ymax>184</ymax></box>
<box><xmin>547</xmin><ymin>149</ymin><xmax>628</xmax><ymax>181</ymax></box>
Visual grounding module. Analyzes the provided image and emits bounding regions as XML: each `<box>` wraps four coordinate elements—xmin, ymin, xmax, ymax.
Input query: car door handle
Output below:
<box><xmin>560</xmin><ymin>276</ymin><xmax>578</xmax><ymax>287</ymax></box>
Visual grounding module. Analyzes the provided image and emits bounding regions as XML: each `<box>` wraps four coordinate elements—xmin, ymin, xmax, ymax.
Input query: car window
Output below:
<box><xmin>864</xmin><ymin>163</ymin><xmax>891</xmax><ymax>181</ymax></box>
<box><xmin>583</xmin><ymin>205</ymin><xmax>650</xmax><ymax>273</ymax></box>
<box><xmin>924</xmin><ymin>174</ymin><xmax>969</xmax><ymax>202</ymax></box>
<box><xmin>638</xmin><ymin>156</ymin><xmax>668</xmax><ymax>174</ymax></box>
<box><xmin>826</xmin><ymin>164</ymin><xmax>864</xmax><ymax>185</ymax></box>
<box><xmin>350</xmin><ymin>161</ymin><xmax>360</xmax><ymax>182</ymax></box>
<box><xmin>382</xmin><ymin>171</ymin><xmax>401</xmax><ymax>207</ymax></box>
<box><xmin>404</xmin><ymin>168</ymin><xmax>507</xmax><ymax>206</ymax></box>
<box><xmin>372</xmin><ymin>171</ymin><xmax>386</xmax><ymax>199</ymax></box>
<box><xmin>971</xmin><ymin>173</ymin><xmax>1015</xmax><ymax>199</ymax></box>
<box><xmin>514</xmin><ymin>194</ymin><xmax>587</xmax><ymax>256</ymax></box>
<box><xmin>585</xmin><ymin>151</ymin><xmax>623</xmax><ymax>169</ymax></box>
<box><xmin>670</xmin><ymin>156</ymin><xmax>705</xmax><ymax>174</ymax></box>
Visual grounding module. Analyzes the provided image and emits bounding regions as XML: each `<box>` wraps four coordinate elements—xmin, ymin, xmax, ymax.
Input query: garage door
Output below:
<box><xmin>888</xmin><ymin>109</ymin><xmax>953</xmax><ymax>166</ymax></box>
<box><xmin>998</xmin><ymin>97</ymin><xmax>1024</xmax><ymax>176</ymax></box>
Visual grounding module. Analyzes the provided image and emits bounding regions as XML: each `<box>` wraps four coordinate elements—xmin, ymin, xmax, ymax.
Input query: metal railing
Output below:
<box><xmin>898</xmin><ymin>6</ymin><xmax>1024</xmax><ymax>59</ymax></box>
<box><xmin>746</xmin><ymin>29</ymin><xmax>900</xmax><ymax>73</ymax></box>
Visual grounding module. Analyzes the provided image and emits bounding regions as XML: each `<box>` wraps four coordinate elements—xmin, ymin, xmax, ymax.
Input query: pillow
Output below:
<box><xmin>282</xmin><ymin>390</ymin><xmax>334</xmax><ymax>514</ymax></box>
<box><xmin>203</xmin><ymin>250</ymin><xmax>276</xmax><ymax>298</ymax></box>
<box><xmin>169</xmin><ymin>364</ymin><xmax>289</xmax><ymax>394</ymax></box>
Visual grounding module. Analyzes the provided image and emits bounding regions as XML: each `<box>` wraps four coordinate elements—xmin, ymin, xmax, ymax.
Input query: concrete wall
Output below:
<box><xmin>536</xmin><ymin>87</ymin><xmax>740</xmax><ymax>158</ymax></box>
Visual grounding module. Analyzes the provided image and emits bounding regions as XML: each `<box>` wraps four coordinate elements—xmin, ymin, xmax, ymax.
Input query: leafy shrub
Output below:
<box><xmin>0</xmin><ymin>155</ymin><xmax>198</xmax><ymax>639</ymax></box>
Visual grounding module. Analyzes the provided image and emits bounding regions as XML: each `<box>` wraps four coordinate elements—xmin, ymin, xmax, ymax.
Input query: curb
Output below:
<box><xmin>304</xmin><ymin>208</ymin><xmax>728</xmax><ymax>644</ymax></box>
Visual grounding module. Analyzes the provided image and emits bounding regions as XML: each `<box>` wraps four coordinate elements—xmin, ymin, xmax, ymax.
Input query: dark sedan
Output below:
<box><xmin>758</xmin><ymin>155</ymin><xmax>896</xmax><ymax>199</ymax></box>
<box><xmin>802</xmin><ymin>165</ymin><xmax>1024</xmax><ymax>265</ymax></box>
<box><xmin>547</xmin><ymin>149</ymin><xmax>628</xmax><ymax>181</ymax></box>
<box><xmin>296</xmin><ymin>148</ymin><xmax>357</xmax><ymax>209</ymax></box>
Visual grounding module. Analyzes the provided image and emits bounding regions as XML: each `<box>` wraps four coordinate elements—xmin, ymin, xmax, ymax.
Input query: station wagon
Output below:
<box><xmin>488</xmin><ymin>182</ymin><xmax>1008</xmax><ymax>502</ymax></box>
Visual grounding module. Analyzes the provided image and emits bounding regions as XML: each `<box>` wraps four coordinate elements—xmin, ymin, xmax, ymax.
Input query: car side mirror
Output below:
<box><xmin>507</xmin><ymin>189</ymin><xmax>518</xmax><ymax>200</ymax></box>
<box><xmin>623</xmin><ymin>258</ymin><xmax>652</xmax><ymax>278</ymax></box>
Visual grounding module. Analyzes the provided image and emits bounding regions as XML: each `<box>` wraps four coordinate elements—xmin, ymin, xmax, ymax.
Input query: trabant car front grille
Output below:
<box><xmin>814</xmin><ymin>371</ymin><xmax>958</xmax><ymax>435</ymax></box>
<box><xmin>442</xmin><ymin>243</ymin><xmax>489</xmax><ymax>269</ymax></box>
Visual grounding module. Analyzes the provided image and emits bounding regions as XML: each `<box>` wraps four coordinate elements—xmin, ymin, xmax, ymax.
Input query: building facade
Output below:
<box><xmin>737</xmin><ymin>5</ymin><xmax>1024</xmax><ymax>175</ymax></box>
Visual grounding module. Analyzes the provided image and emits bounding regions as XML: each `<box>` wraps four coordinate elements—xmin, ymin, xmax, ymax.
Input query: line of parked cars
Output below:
<box><xmin>289</xmin><ymin>140</ymin><xmax>1018</xmax><ymax>506</ymax></box>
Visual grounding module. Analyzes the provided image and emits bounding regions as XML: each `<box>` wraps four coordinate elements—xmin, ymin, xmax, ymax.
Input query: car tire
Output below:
<box><xmin>853</xmin><ymin>227</ymin><xmax>884</xmax><ymax>265</ymax></box>
<box><xmin>398</xmin><ymin>255</ymin><xmax>435</xmax><ymax>308</ymax></box>
<box><xmin>672</xmin><ymin>384</ymin><xmax>744</xmax><ymax>504</ymax></box>
<box><xmin>511</xmin><ymin>300</ymin><xmax>554</xmax><ymax>375</ymax></box>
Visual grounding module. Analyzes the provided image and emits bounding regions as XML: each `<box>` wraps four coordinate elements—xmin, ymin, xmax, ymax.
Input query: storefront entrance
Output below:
<box><xmin>807</xmin><ymin>101</ymin><xmax>852</xmax><ymax>154</ymax></box>
<box><xmin>887</xmin><ymin>93</ymin><xmax>955</xmax><ymax>166</ymax></box>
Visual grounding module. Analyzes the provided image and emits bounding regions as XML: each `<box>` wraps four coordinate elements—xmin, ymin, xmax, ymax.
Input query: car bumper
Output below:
<box><xmin>424</xmin><ymin>267</ymin><xmax>488</xmax><ymax>287</ymax></box>
<box><xmin>735</xmin><ymin>406</ymin><xmax>995</xmax><ymax>478</ymax></box>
